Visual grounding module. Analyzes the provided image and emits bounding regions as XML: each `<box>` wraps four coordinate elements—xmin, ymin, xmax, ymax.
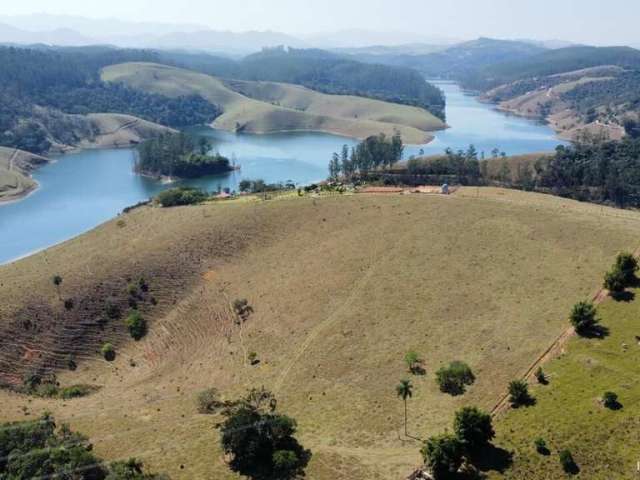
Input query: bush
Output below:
<box><xmin>156</xmin><ymin>187</ymin><xmax>208</xmax><ymax>207</ymax></box>
<box><xmin>436</xmin><ymin>361</ymin><xmax>475</xmax><ymax>395</ymax></box>
<box><xmin>127</xmin><ymin>283</ymin><xmax>139</xmax><ymax>297</ymax></box>
<box><xmin>59</xmin><ymin>385</ymin><xmax>96</xmax><ymax>399</ymax></box>
<box><xmin>102</xmin><ymin>342</ymin><xmax>116</xmax><ymax>361</ymax></box>
<box><xmin>569</xmin><ymin>301</ymin><xmax>599</xmax><ymax>335</ymax></box>
<box><xmin>197</xmin><ymin>388</ymin><xmax>223</xmax><ymax>414</ymax></box>
<box><xmin>534</xmin><ymin>437</ymin><xmax>549</xmax><ymax>455</ymax></box>
<box><xmin>559</xmin><ymin>449</ymin><xmax>578</xmax><ymax>474</ymax></box>
<box><xmin>453</xmin><ymin>406</ymin><xmax>494</xmax><ymax>451</ymax></box>
<box><xmin>404</xmin><ymin>350</ymin><xmax>424</xmax><ymax>374</ymax></box>
<box><xmin>603</xmin><ymin>391</ymin><xmax>620</xmax><ymax>410</ymax></box>
<box><xmin>535</xmin><ymin>367</ymin><xmax>547</xmax><ymax>384</ymax></box>
<box><xmin>125</xmin><ymin>310</ymin><xmax>147</xmax><ymax>340</ymax></box>
<box><xmin>508</xmin><ymin>379</ymin><xmax>533</xmax><ymax>407</ymax></box>
<box><xmin>421</xmin><ymin>433</ymin><xmax>464</xmax><ymax>479</ymax></box>
<box><xmin>63</xmin><ymin>298</ymin><xmax>74</xmax><ymax>310</ymax></box>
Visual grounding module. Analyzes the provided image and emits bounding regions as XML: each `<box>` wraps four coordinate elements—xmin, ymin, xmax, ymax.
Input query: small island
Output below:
<box><xmin>135</xmin><ymin>132</ymin><xmax>235</xmax><ymax>178</ymax></box>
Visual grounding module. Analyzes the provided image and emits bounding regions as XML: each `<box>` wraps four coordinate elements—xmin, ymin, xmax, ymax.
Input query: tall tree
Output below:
<box><xmin>396</xmin><ymin>379</ymin><xmax>414</xmax><ymax>437</ymax></box>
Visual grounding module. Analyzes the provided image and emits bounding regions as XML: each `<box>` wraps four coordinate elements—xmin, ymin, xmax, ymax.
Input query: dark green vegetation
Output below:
<box><xmin>470</xmin><ymin>46</ymin><xmax>640</xmax><ymax>91</ymax></box>
<box><xmin>435</xmin><ymin>361</ymin><xmax>475</xmax><ymax>396</ymax></box>
<box><xmin>569</xmin><ymin>301</ymin><xmax>600</xmax><ymax>336</ymax></box>
<box><xmin>0</xmin><ymin>414</ymin><xmax>166</xmax><ymax>479</ymax></box>
<box><xmin>155</xmin><ymin>187</ymin><xmax>210</xmax><ymax>207</ymax></box>
<box><xmin>0</xmin><ymin>46</ymin><xmax>220</xmax><ymax>153</ymax></box>
<box><xmin>328</xmin><ymin>133</ymin><xmax>404</xmax><ymax>180</ymax></box>
<box><xmin>422</xmin><ymin>406</ymin><xmax>500</xmax><ymax>479</ymax></box>
<box><xmin>135</xmin><ymin>132</ymin><xmax>231</xmax><ymax>178</ymax></box>
<box><xmin>508</xmin><ymin>380</ymin><xmax>534</xmax><ymax>407</ymax></box>
<box><xmin>125</xmin><ymin>310</ymin><xmax>147</xmax><ymax>341</ymax></box>
<box><xmin>603</xmin><ymin>252</ymin><xmax>638</xmax><ymax>296</ymax></box>
<box><xmin>171</xmin><ymin>46</ymin><xmax>445</xmax><ymax>119</ymax></box>
<box><xmin>220</xmin><ymin>388</ymin><xmax>310</xmax><ymax>480</ymax></box>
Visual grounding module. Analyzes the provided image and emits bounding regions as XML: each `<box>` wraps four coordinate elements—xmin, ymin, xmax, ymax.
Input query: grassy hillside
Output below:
<box><xmin>0</xmin><ymin>146</ymin><xmax>48</xmax><ymax>201</ymax></box>
<box><xmin>1</xmin><ymin>189</ymin><xmax>640</xmax><ymax>478</ymax></box>
<box><xmin>493</xmin><ymin>281</ymin><xmax>640</xmax><ymax>479</ymax></box>
<box><xmin>102</xmin><ymin>62</ymin><xmax>445</xmax><ymax>143</ymax></box>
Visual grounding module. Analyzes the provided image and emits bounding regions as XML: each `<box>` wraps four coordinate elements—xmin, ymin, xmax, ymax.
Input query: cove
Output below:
<box><xmin>0</xmin><ymin>82</ymin><xmax>566</xmax><ymax>265</ymax></box>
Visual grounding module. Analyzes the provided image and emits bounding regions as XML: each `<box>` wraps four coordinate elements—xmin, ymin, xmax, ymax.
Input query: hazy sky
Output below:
<box><xmin>1</xmin><ymin>0</ymin><xmax>638</xmax><ymax>45</ymax></box>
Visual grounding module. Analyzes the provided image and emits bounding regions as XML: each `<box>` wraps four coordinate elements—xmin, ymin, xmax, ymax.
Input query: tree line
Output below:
<box><xmin>328</xmin><ymin>133</ymin><xmax>404</xmax><ymax>180</ymax></box>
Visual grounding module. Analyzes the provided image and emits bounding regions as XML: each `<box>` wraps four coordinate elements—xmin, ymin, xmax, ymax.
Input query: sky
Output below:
<box><xmin>1</xmin><ymin>0</ymin><xmax>638</xmax><ymax>46</ymax></box>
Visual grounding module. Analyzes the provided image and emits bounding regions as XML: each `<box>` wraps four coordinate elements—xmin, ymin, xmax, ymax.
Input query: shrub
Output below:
<box><xmin>127</xmin><ymin>283</ymin><xmax>139</xmax><ymax>297</ymax></box>
<box><xmin>508</xmin><ymin>379</ymin><xmax>532</xmax><ymax>407</ymax></box>
<box><xmin>36</xmin><ymin>383</ymin><xmax>60</xmax><ymax>398</ymax></box>
<box><xmin>101</xmin><ymin>342</ymin><xmax>116</xmax><ymax>361</ymax></box>
<box><xmin>156</xmin><ymin>187</ymin><xmax>208</xmax><ymax>207</ymax></box>
<box><xmin>421</xmin><ymin>433</ymin><xmax>464</xmax><ymax>479</ymax></box>
<box><xmin>569</xmin><ymin>301</ymin><xmax>599</xmax><ymax>335</ymax></box>
<box><xmin>66</xmin><ymin>354</ymin><xmax>77</xmax><ymax>371</ymax></box>
<box><xmin>52</xmin><ymin>275</ymin><xmax>63</xmax><ymax>286</ymax></box>
<box><xmin>233</xmin><ymin>299</ymin><xmax>253</xmax><ymax>322</ymax></box>
<box><xmin>248</xmin><ymin>352</ymin><xmax>259</xmax><ymax>365</ymax></box>
<box><xmin>436</xmin><ymin>361</ymin><xmax>475</xmax><ymax>395</ymax></box>
<box><xmin>404</xmin><ymin>350</ymin><xmax>424</xmax><ymax>375</ymax></box>
<box><xmin>559</xmin><ymin>449</ymin><xmax>578</xmax><ymax>474</ymax></box>
<box><xmin>105</xmin><ymin>301</ymin><xmax>122</xmax><ymax>320</ymax></box>
<box><xmin>603</xmin><ymin>391</ymin><xmax>620</xmax><ymax>410</ymax></box>
<box><xmin>197</xmin><ymin>388</ymin><xmax>223</xmax><ymax>414</ymax></box>
<box><xmin>534</xmin><ymin>437</ymin><xmax>549</xmax><ymax>455</ymax></box>
<box><xmin>453</xmin><ymin>406</ymin><xmax>494</xmax><ymax>451</ymax></box>
<box><xmin>63</xmin><ymin>298</ymin><xmax>74</xmax><ymax>310</ymax></box>
<box><xmin>125</xmin><ymin>310</ymin><xmax>147</xmax><ymax>340</ymax></box>
<box><xmin>138</xmin><ymin>277</ymin><xmax>149</xmax><ymax>292</ymax></box>
<box><xmin>535</xmin><ymin>367</ymin><xmax>547</xmax><ymax>384</ymax></box>
<box><xmin>59</xmin><ymin>385</ymin><xmax>96</xmax><ymax>399</ymax></box>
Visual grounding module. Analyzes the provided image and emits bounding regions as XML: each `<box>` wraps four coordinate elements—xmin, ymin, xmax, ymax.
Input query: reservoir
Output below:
<box><xmin>0</xmin><ymin>82</ymin><xmax>566</xmax><ymax>264</ymax></box>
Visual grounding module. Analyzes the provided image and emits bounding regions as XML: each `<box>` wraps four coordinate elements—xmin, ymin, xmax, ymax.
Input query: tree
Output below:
<box><xmin>101</xmin><ymin>342</ymin><xmax>116</xmax><ymax>362</ymax></box>
<box><xmin>52</xmin><ymin>274</ymin><xmax>63</xmax><ymax>300</ymax></box>
<box><xmin>535</xmin><ymin>367</ymin><xmax>547</xmax><ymax>385</ymax></box>
<box><xmin>534</xmin><ymin>438</ymin><xmax>549</xmax><ymax>455</ymax></box>
<box><xmin>404</xmin><ymin>350</ymin><xmax>423</xmax><ymax>375</ymax></box>
<box><xmin>615</xmin><ymin>252</ymin><xmax>638</xmax><ymax>284</ymax></box>
<box><xmin>436</xmin><ymin>361</ymin><xmax>475</xmax><ymax>396</ymax></box>
<box><xmin>569</xmin><ymin>301</ymin><xmax>599</xmax><ymax>336</ymax></box>
<box><xmin>453</xmin><ymin>406</ymin><xmax>494</xmax><ymax>452</ymax></box>
<box><xmin>396</xmin><ymin>379</ymin><xmax>413</xmax><ymax>437</ymax></box>
<box><xmin>220</xmin><ymin>389</ymin><xmax>310</xmax><ymax>479</ymax></box>
<box><xmin>604</xmin><ymin>268</ymin><xmax>626</xmax><ymax>294</ymax></box>
<box><xmin>421</xmin><ymin>434</ymin><xmax>464</xmax><ymax>480</ymax></box>
<box><xmin>328</xmin><ymin>152</ymin><xmax>341</xmax><ymax>181</ymax></box>
<box><xmin>508</xmin><ymin>380</ymin><xmax>532</xmax><ymax>407</ymax></box>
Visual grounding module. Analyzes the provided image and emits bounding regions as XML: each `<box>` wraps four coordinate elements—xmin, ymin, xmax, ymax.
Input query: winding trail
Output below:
<box><xmin>491</xmin><ymin>245</ymin><xmax>640</xmax><ymax>417</ymax></box>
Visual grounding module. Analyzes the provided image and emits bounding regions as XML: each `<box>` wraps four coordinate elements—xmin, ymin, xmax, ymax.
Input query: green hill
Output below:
<box><xmin>102</xmin><ymin>62</ymin><xmax>446</xmax><ymax>143</ymax></box>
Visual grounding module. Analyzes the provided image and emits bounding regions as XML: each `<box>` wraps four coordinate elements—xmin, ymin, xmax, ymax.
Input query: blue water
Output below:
<box><xmin>0</xmin><ymin>82</ymin><xmax>565</xmax><ymax>264</ymax></box>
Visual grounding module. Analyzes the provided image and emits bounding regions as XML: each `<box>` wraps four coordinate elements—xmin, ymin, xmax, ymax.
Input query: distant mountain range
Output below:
<box><xmin>0</xmin><ymin>14</ymin><xmax>584</xmax><ymax>56</ymax></box>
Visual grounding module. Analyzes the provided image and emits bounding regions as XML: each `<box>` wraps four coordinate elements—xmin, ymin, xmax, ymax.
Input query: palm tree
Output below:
<box><xmin>396</xmin><ymin>379</ymin><xmax>413</xmax><ymax>437</ymax></box>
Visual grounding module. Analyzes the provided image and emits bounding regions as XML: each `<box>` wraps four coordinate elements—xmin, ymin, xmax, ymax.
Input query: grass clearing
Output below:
<box><xmin>102</xmin><ymin>62</ymin><xmax>445</xmax><ymax>143</ymax></box>
<box><xmin>493</xmin><ymin>286</ymin><xmax>640</xmax><ymax>479</ymax></box>
<box><xmin>1</xmin><ymin>188</ymin><xmax>640</xmax><ymax>479</ymax></box>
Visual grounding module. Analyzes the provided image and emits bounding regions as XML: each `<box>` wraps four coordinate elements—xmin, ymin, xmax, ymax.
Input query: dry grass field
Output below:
<box><xmin>1</xmin><ymin>188</ymin><xmax>640</xmax><ymax>479</ymax></box>
<box><xmin>101</xmin><ymin>63</ymin><xmax>445</xmax><ymax>144</ymax></box>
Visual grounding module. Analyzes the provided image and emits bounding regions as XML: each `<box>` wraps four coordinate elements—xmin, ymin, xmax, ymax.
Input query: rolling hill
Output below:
<box><xmin>102</xmin><ymin>62</ymin><xmax>446</xmax><ymax>143</ymax></box>
<box><xmin>1</xmin><ymin>188</ymin><xmax>640</xmax><ymax>478</ymax></box>
<box><xmin>0</xmin><ymin>146</ymin><xmax>48</xmax><ymax>201</ymax></box>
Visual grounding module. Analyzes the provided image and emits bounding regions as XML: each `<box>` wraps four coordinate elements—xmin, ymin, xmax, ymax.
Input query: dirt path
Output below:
<box><xmin>8</xmin><ymin>148</ymin><xmax>18</xmax><ymax>171</ymax></box>
<box><xmin>491</xmin><ymin>245</ymin><xmax>640</xmax><ymax>417</ymax></box>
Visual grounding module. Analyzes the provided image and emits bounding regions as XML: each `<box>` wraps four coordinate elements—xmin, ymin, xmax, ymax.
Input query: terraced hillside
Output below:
<box><xmin>1</xmin><ymin>189</ymin><xmax>640</xmax><ymax>479</ymax></box>
<box><xmin>102</xmin><ymin>62</ymin><xmax>445</xmax><ymax>144</ymax></box>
